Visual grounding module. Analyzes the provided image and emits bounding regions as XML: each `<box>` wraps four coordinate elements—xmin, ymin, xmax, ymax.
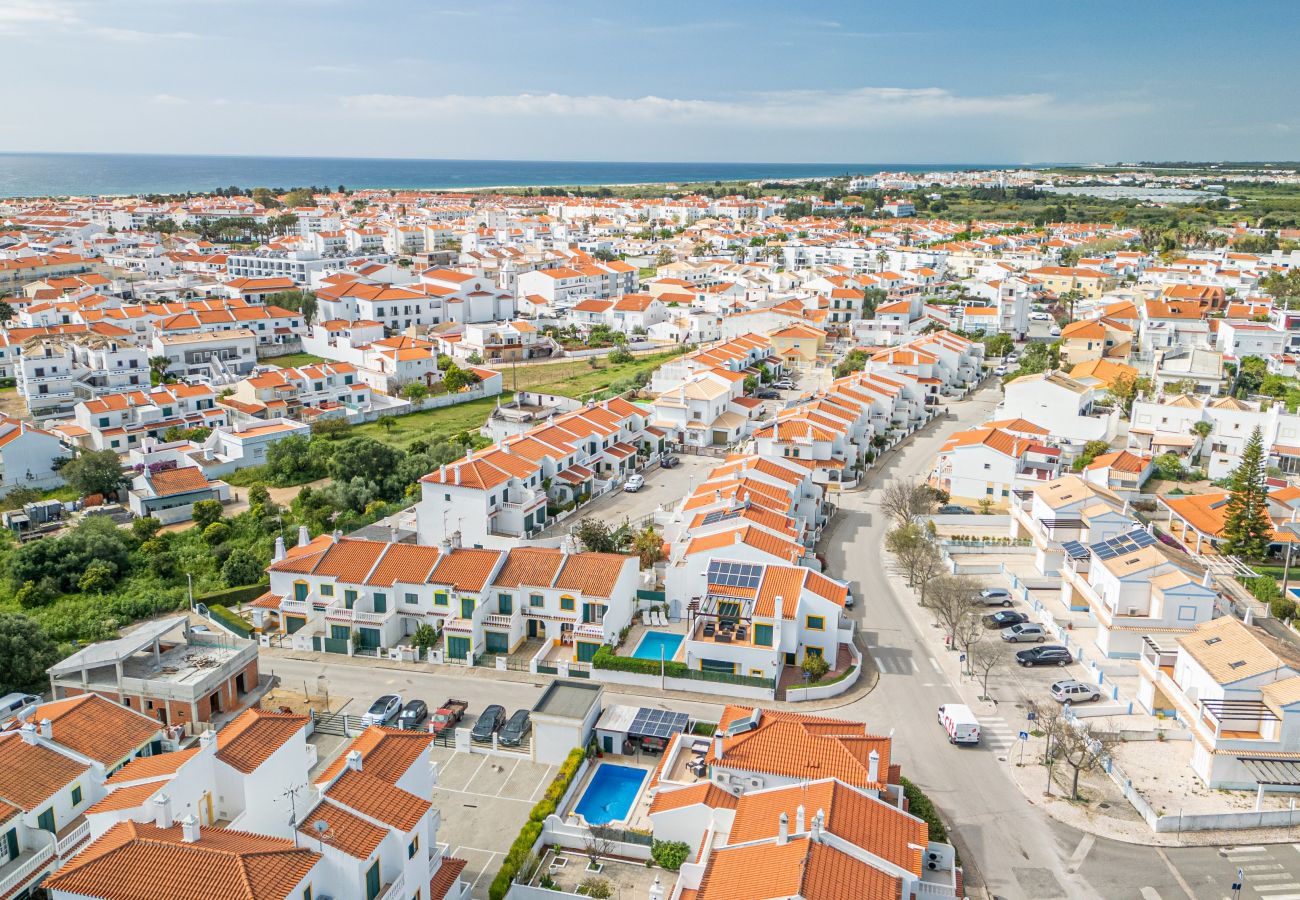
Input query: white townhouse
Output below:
<box><xmin>225</xmin><ymin>362</ymin><xmax>373</xmax><ymax>422</ymax></box>
<box><xmin>650</xmin><ymin>370</ymin><xmax>752</xmax><ymax>449</ymax></box>
<box><xmin>998</xmin><ymin>371</ymin><xmax>1119</xmax><ymax>446</ymax></box>
<box><xmin>0</xmin><ymin>415</ymin><xmax>70</xmax><ymax>495</ymax></box>
<box><xmin>1129</xmin><ymin>393</ymin><xmax>1300</xmax><ymax>480</ymax></box>
<box><xmin>17</xmin><ymin>333</ymin><xmax>149</xmax><ymax>420</ymax></box>
<box><xmin>1008</xmin><ymin>474</ymin><xmax>1137</xmax><ymax>578</ymax></box>
<box><xmin>1058</xmin><ymin>527</ymin><xmax>1217</xmax><ymax>658</ymax></box>
<box><xmin>67</xmin><ymin>383</ymin><xmax>225</xmax><ymax>452</ymax></box>
<box><xmin>265</xmin><ymin>534</ymin><xmax>637</xmax><ymax>664</ymax></box>
<box><xmin>930</xmin><ymin>421</ymin><xmax>1063</xmax><ymax>510</ymax></box>
<box><xmin>150</xmin><ymin>328</ymin><xmax>258</xmax><ymax>382</ymax></box>
<box><xmin>1137</xmin><ymin>616</ymin><xmax>1300</xmax><ymax>791</ymax></box>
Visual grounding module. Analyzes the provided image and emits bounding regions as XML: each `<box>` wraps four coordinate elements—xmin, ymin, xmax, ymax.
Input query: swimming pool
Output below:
<box><xmin>632</xmin><ymin>630</ymin><xmax>683</xmax><ymax>661</ymax></box>
<box><xmin>574</xmin><ymin>764</ymin><xmax>648</xmax><ymax>825</ymax></box>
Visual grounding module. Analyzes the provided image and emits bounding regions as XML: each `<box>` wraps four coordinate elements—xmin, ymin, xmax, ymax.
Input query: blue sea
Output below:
<box><xmin>0</xmin><ymin>152</ymin><xmax>1029</xmax><ymax>198</ymax></box>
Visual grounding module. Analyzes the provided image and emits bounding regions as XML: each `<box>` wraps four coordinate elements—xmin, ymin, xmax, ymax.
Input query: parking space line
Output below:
<box><xmin>494</xmin><ymin>759</ymin><xmax>522</xmax><ymax>797</ymax></box>
<box><xmin>432</xmin><ymin>785</ymin><xmax>535</xmax><ymax>803</ymax></box>
<box><xmin>928</xmin><ymin>657</ymin><xmax>942</xmax><ymax>674</ymax></box>
<box><xmin>461</xmin><ymin>753</ymin><xmax>491</xmax><ymax>791</ymax></box>
<box><xmin>529</xmin><ymin>767</ymin><xmax>556</xmax><ymax>801</ymax></box>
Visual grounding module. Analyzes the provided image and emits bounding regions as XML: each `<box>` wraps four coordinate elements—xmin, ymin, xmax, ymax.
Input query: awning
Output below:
<box><xmin>1240</xmin><ymin>757</ymin><xmax>1300</xmax><ymax>787</ymax></box>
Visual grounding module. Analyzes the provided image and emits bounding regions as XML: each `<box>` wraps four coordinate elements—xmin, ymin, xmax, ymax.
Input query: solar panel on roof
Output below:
<box><xmin>701</xmin><ymin>509</ymin><xmax>742</xmax><ymax>527</ymax></box>
<box><xmin>1061</xmin><ymin>540</ymin><xmax>1088</xmax><ymax>560</ymax></box>
<box><xmin>630</xmin><ymin>708</ymin><xmax>689</xmax><ymax>739</ymax></box>
<box><xmin>707</xmin><ymin>560</ymin><xmax>763</xmax><ymax>589</ymax></box>
<box><xmin>1090</xmin><ymin>528</ymin><xmax>1155</xmax><ymax>560</ymax></box>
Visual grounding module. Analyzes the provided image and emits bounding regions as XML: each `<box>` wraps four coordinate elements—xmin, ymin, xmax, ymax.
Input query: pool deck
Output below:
<box><xmin>620</xmin><ymin>620</ymin><xmax>688</xmax><ymax>662</ymax></box>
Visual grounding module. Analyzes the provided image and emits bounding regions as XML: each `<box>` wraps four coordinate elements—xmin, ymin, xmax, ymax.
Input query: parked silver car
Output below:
<box><xmin>1050</xmin><ymin>680</ymin><xmax>1103</xmax><ymax>703</ymax></box>
<box><xmin>1000</xmin><ymin>623</ymin><xmax>1047</xmax><ymax>643</ymax></box>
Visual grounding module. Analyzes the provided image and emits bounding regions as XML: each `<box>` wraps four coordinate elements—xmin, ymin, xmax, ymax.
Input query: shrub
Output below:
<box><xmin>651</xmin><ymin>840</ymin><xmax>690</xmax><ymax>871</ymax></box>
<box><xmin>578</xmin><ymin>878</ymin><xmax>612</xmax><ymax>898</ymax></box>
<box><xmin>1270</xmin><ymin>595</ymin><xmax>1297</xmax><ymax>621</ymax></box>
<box><xmin>801</xmin><ymin>654</ymin><xmax>831</xmax><ymax>682</ymax></box>
<box><xmin>592</xmin><ymin>644</ymin><xmax>690</xmax><ymax>678</ymax></box>
<box><xmin>491</xmin><ymin>748</ymin><xmax>586</xmax><ymax>900</ymax></box>
<box><xmin>900</xmin><ymin>776</ymin><xmax>949</xmax><ymax>845</ymax></box>
<box><xmin>1248</xmin><ymin>575</ymin><xmax>1282</xmax><ymax>605</ymax></box>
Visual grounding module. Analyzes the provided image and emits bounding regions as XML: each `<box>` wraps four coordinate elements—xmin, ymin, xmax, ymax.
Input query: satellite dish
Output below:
<box><xmin>312</xmin><ymin>820</ymin><xmax>329</xmax><ymax>835</ymax></box>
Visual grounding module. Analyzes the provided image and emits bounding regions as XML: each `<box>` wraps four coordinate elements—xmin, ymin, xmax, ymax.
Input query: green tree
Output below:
<box><xmin>78</xmin><ymin>559</ymin><xmax>117</xmax><ymax>594</ymax></box>
<box><xmin>0</xmin><ymin>301</ymin><xmax>14</xmax><ymax>324</ymax></box>
<box><xmin>203</xmin><ymin>521</ymin><xmax>231</xmax><ymax>545</ymax></box>
<box><xmin>61</xmin><ymin>449</ymin><xmax>127</xmax><ymax>498</ymax></box>
<box><xmin>608</xmin><ymin>347</ymin><xmax>634</xmax><ymax>364</ymax></box>
<box><xmin>265</xmin><ymin>434</ymin><xmax>320</xmax><ymax>484</ymax></box>
<box><xmin>401</xmin><ymin>382</ymin><xmax>429</xmax><ymax>401</ymax></box>
<box><xmin>282</xmin><ymin>188</ymin><xmax>316</xmax><ymax>207</ymax></box>
<box><xmin>982</xmin><ymin>333</ymin><xmax>1014</xmax><ymax>358</ymax></box>
<box><xmin>221</xmin><ymin>548</ymin><xmax>264</xmax><ymax>587</ymax></box>
<box><xmin>801</xmin><ymin>653</ymin><xmax>831</xmax><ymax>682</ymax></box>
<box><xmin>192</xmin><ymin>499</ymin><xmax>224</xmax><ymax>530</ymax></box>
<box><xmin>265</xmin><ymin>289</ymin><xmax>317</xmax><ymax>325</ymax></box>
<box><xmin>131</xmin><ymin>516</ymin><xmax>162</xmax><ymax>541</ymax></box>
<box><xmin>0</xmin><ymin>613</ymin><xmax>60</xmax><ymax>695</ymax></box>
<box><xmin>1222</xmin><ymin>426</ymin><xmax>1273</xmax><ymax>559</ymax></box>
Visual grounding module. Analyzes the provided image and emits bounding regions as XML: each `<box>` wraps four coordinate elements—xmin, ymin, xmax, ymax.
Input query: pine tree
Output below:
<box><xmin>1222</xmin><ymin>426</ymin><xmax>1273</xmax><ymax>559</ymax></box>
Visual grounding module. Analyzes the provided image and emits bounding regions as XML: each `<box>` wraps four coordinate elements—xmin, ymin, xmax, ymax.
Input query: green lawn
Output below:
<box><xmin>263</xmin><ymin>351</ymin><xmax>328</xmax><ymax>369</ymax></box>
<box><xmin>500</xmin><ymin>348</ymin><xmax>685</xmax><ymax>399</ymax></box>
<box><xmin>352</xmin><ymin>393</ymin><xmax>513</xmax><ymax>449</ymax></box>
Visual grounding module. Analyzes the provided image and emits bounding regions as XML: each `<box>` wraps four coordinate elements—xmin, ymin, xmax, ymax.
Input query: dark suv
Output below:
<box><xmin>1016</xmin><ymin>646</ymin><xmax>1073</xmax><ymax>668</ymax></box>
<box><xmin>470</xmin><ymin>704</ymin><xmax>506</xmax><ymax>743</ymax></box>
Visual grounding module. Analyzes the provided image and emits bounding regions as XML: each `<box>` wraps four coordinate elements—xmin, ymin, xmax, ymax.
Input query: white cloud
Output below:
<box><xmin>92</xmin><ymin>25</ymin><xmax>196</xmax><ymax>41</ymax></box>
<box><xmin>150</xmin><ymin>93</ymin><xmax>189</xmax><ymax>106</ymax></box>
<box><xmin>339</xmin><ymin>86</ymin><xmax>1072</xmax><ymax>129</ymax></box>
<box><xmin>0</xmin><ymin>0</ymin><xmax>195</xmax><ymax>39</ymax></box>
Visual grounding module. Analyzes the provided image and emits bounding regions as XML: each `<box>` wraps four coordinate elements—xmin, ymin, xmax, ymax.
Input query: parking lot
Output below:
<box><xmin>430</xmin><ymin>746</ymin><xmax>557</xmax><ymax>899</ymax></box>
<box><xmin>538</xmin><ymin>453</ymin><xmax>714</xmax><ymax>533</ymax></box>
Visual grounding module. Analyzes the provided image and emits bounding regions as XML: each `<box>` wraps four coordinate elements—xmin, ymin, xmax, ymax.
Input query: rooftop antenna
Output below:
<box><xmin>310</xmin><ymin>818</ymin><xmax>332</xmax><ymax>853</ymax></box>
<box><xmin>278</xmin><ymin>783</ymin><xmax>306</xmax><ymax>847</ymax></box>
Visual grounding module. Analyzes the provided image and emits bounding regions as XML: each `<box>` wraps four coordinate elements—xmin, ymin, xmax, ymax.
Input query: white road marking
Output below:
<box><xmin>1244</xmin><ymin>864</ymin><xmax>1286</xmax><ymax>872</ymax></box>
<box><xmin>1253</xmin><ymin>886</ymin><xmax>1300</xmax><ymax>894</ymax></box>
<box><xmin>1225</xmin><ymin>846</ymin><xmax>1267</xmax><ymax>855</ymax></box>
<box><xmin>528</xmin><ymin>767</ymin><xmax>556</xmax><ymax>801</ymax></box>
<box><xmin>928</xmin><ymin>657</ymin><xmax>942</xmax><ymax>673</ymax></box>
<box><xmin>431</xmin><ymin>785</ymin><xmax>535</xmax><ymax>803</ymax></box>
<box><xmin>1139</xmin><ymin>888</ymin><xmax>1161</xmax><ymax>900</ymax></box>
<box><xmin>462</xmin><ymin>753</ymin><xmax>491</xmax><ymax>791</ymax></box>
<box><xmin>1065</xmin><ymin>833</ymin><xmax>1094</xmax><ymax>873</ymax></box>
<box><xmin>1253</xmin><ymin>894</ymin><xmax>1300</xmax><ymax>900</ymax></box>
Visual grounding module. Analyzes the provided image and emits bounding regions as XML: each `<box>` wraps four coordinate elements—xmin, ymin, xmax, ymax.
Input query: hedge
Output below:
<box><xmin>206</xmin><ymin>604</ymin><xmax>251</xmax><ymax>639</ymax></box>
<box><xmin>489</xmin><ymin>747</ymin><xmax>587</xmax><ymax>900</ymax></box>
<box><xmin>196</xmin><ymin>581</ymin><xmax>270</xmax><ymax>607</ymax></box>
<box><xmin>900</xmin><ymin>776</ymin><xmax>949</xmax><ymax>845</ymax></box>
<box><xmin>593</xmin><ymin>644</ymin><xmax>690</xmax><ymax>678</ymax></box>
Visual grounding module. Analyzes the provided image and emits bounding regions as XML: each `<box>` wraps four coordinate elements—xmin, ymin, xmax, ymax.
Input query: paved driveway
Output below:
<box><xmin>537</xmin><ymin>454</ymin><xmax>714</xmax><ymax>533</ymax></box>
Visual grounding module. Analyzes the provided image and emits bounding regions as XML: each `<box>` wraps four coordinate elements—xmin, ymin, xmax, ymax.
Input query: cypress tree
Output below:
<box><xmin>1222</xmin><ymin>426</ymin><xmax>1273</xmax><ymax>559</ymax></box>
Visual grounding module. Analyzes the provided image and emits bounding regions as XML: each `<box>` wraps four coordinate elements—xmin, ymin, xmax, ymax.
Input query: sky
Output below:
<box><xmin>0</xmin><ymin>0</ymin><xmax>1296</xmax><ymax>164</ymax></box>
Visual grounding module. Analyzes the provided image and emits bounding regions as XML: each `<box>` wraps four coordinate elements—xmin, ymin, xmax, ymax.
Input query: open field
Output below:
<box><xmin>495</xmin><ymin>347</ymin><xmax>684</xmax><ymax>398</ymax></box>
<box><xmin>262</xmin><ymin>351</ymin><xmax>328</xmax><ymax>369</ymax></box>
<box><xmin>351</xmin><ymin>393</ymin><xmax>512</xmax><ymax>449</ymax></box>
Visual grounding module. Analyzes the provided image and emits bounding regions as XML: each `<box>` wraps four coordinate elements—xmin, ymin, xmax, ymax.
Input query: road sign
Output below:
<box><xmin>1027</xmin><ymin>711</ymin><xmax>1037</xmax><ymax>722</ymax></box>
<box><xmin>1019</xmin><ymin>731</ymin><xmax>1029</xmax><ymax>742</ymax></box>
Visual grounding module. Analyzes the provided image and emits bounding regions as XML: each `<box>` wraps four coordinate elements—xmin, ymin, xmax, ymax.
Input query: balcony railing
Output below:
<box><xmin>0</xmin><ymin>842</ymin><xmax>55</xmax><ymax>898</ymax></box>
<box><xmin>377</xmin><ymin>870</ymin><xmax>406</xmax><ymax>900</ymax></box>
<box><xmin>483</xmin><ymin>613</ymin><xmax>515</xmax><ymax>628</ymax></box>
<box><xmin>56</xmin><ymin>819</ymin><xmax>91</xmax><ymax>856</ymax></box>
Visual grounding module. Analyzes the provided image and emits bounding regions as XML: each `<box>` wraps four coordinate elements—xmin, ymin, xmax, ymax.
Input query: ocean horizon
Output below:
<box><xmin>0</xmin><ymin>152</ymin><xmax>1046</xmax><ymax>199</ymax></box>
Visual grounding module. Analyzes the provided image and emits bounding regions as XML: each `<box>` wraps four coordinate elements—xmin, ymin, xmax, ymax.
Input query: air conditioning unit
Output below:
<box><xmin>927</xmin><ymin>861</ymin><xmax>939</xmax><ymax>870</ymax></box>
<box><xmin>1127</xmin><ymin>607</ymin><xmax>1139</xmax><ymax>617</ymax></box>
<box><xmin>928</xmin><ymin>851</ymin><xmax>939</xmax><ymax>862</ymax></box>
<box><xmin>748</xmin><ymin>776</ymin><xmax>763</xmax><ymax>788</ymax></box>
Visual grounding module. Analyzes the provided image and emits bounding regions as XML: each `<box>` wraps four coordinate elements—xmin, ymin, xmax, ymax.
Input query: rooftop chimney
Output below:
<box><xmin>389</xmin><ymin>526</ymin><xmax>399</xmax><ymax>544</ymax></box>
<box><xmin>795</xmin><ymin>805</ymin><xmax>805</xmax><ymax>834</ymax></box>
<box><xmin>346</xmin><ymin>749</ymin><xmax>363</xmax><ymax>773</ymax></box>
<box><xmin>39</xmin><ymin>718</ymin><xmax>52</xmax><ymax>739</ymax></box>
<box><xmin>331</xmin><ymin>529</ymin><xmax>342</xmax><ymax>543</ymax></box>
<box><xmin>811</xmin><ymin>809</ymin><xmax>824</xmax><ymax>843</ymax></box>
<box><xmin>272</xmin><ymin>535</ymin><xmax>286</xmax><ymax>563</ymax></box>
<box><xmin>777</xmin><ymin>812</ymin><xmax>789</xmax><ymax>845</ymax></box>
<box><xmin>19</xmin><ymin>722</ymin><xmax>37</xmax><ymax>745</ymax></box>
<box><xmin>154</xmin><ymin>793</ymin><xmax>173</xmax><ymax>829</ymax></box>
<box><xmin>180</xmin><ymin>815</ymin><xmax>200</xmax><ymax>843</ymax></box>
<box><xmin>199</xmin><ymin>729</ymin><xmax>217</xmax><ymax>752</ymax></box>
<box><xmin>713</xmin><ymin>733</ymin><xmax>724</xmax><ymax>761</ymax></box>
<box><xmin>648</xmin><ymin>874</ymin><xmax>664</xmax><ymax>900</ymax></box>
<box><xmin>297</xmin><ymin>525</ymin><xmax>310</xmax><ymax>548</ymax></box>
<box><xmin>868</xmin><ymin>749</ymin><xmax>880</xmax><ymax>783</ymax></box>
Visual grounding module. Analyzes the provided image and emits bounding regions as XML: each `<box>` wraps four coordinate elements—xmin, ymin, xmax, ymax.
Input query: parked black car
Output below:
<box><xmin>983</xmin><ymin>610</ymin><xmax>1028</xmax><ymax>630</ymax></box>
<box><xmin>470</xmin><ymin>704</ymin><xmax>507</xmax><ymax>743</ymax></box>
<box><xmin>755</xmin><ymin>389</ymin><xmax>780</xmax><ymax>399</ymax></box>
<box><xmin>661</xmin><ymin>456</ymin><xmax>681</xmax><ymax>469</ymax></box>
<box><xmin>1015</xmin><ymin>646</ymin><xmax>1073</xmax><ymax>668</ymax></box>
<box><xmin>938</xmin><ymin>504</ymin><xmax>974</xmax><ymax>515</ymax></box>
<box><xmin>499</xmin><ymin>709</ymin><xmax>533</xmax><ymax>746</ymax></box>
<box><xmin>397</xmin><ymin>699</ymin><xmax>429</xmax><ymax>730</ymax></box>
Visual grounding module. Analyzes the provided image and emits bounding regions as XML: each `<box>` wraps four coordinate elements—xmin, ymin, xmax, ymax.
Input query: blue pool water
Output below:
<box><xmin>574</xmin><ymin>764</ymin><xmax>647</xmax><ymax>825</ymax></box>
<box><xmin>632</xmin><ymin>630</ymin><xmax>683</xmax><ymax>661</ymax></box>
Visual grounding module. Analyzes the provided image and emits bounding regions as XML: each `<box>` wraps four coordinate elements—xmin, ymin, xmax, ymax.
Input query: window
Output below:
<box><xmin>805</xmin><ymin>615</ymin><xmax>825</xmax><ymax>631</ymax></box>
<box><xmin>304</xmin><ymin>888</ymin><xmax>312</xmax><ymax>900</ymax></box>
<box><xmin>754</xmin><ymin>623</ymin><xmax>773</xmax><ymax>647</ymax></box>
<box><xmin>366</xmin><ymin>860</ymin><xmax>382</xmax><ymax>900</ymax></box>
<box><xmin>530</xmin><ymin>593</ymin><xmax>544</xmax><ymax>607</ymax></box>
<box><xmin>408</xmin><ymin>835</ymin><xmax>420</xmax><ymax>859</ymax></box>
<box><xmin>320</xmin><ymin>584</ymin><xmax>334</xmax><ymax>597</ymax></box>
<box><xmin>805</xmin><ymin>646</ymin><xmax>824</xmax><ymax>660</ymax></box>
<box><xmin>405</xmin><ymin>592</ymin><xmax>419</xmax><ymax>606</ymax></box>
<box><xmin>71</xmin><ymin>784</ymin><xmax>82</xmax><ymax>806</ymax></box>
<box><xmin>461</xmin><ymin>597</ymin><xmax>475</xmax><ymax>619</ymax></box>
<box><xmin>434</xmin><ymin>591</ymin><xmax>449</xmax><ymax>607</ymax></box>
<box><xmin>498</xmin><ymin>593</ymin><xmax>513</xmax><ymax>615</ymax></box>
<box><xmin>374</xmin><ymin>593</ymin><xmax>387</xmax><ymax>614</ymax></box>
<box><xmin>560</xmin><ymin>596</ymin><xmax>576</xmax><ymax>612</ymax></box>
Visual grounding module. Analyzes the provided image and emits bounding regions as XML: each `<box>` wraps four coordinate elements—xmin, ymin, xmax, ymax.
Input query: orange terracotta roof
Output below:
<box><xmin>553</xmin><ymin>553</ymin><xmax>632</xmax><ymax>598</ymax></box>
<box><xmin>648</xmin><ymin>782</ymin><xmax>739</xmax><ymax>814</ymax></box>
<box><xmin>314</xmin><ymin>726</ymin><xmax>433</xmax><ymax>787</ymax></box>
<box><xmin>85</xmin><ymin>780</ymin><xmax>167</xmax><ymax>815</ymax></box>
<box><xmin>0</xmin><ymin>732</ymin><xmax>90</xmax><ymax>811</ymax></box>
<box><xmin>430</xmin><ymin>858</ymin><xmax>469</xmax><ymax>900</ymax></box>
<box><xmin>147</xmin><ymin>466</ymin><xmax>214</xmax><ymax>497</ymax></box>
<box><xmin>696</xmin><ymin>836</ymin><xmax>900</xmax><ymax>900</ymax></box>
<box><xmin>37</xmin><ymin>693</ymin><xmax>161</xmax><ymax>766</ymax></box>
<box><xmin>296</xmin><ymin>799</ymin><xmax>386</xmax><ymax>860</ymax></box>
<box><xmin>429</xmin><ymin>548</ymin><xmax>504</xmax><ymax>593</ymax></box>
<box><xmin>106</xmin><ymin>748</ymin><xmax>200</xmax><ymax>785</ymax></box>
<box><xmin>45</xmin><ymin>821</ymin><xmax>321</xmax><ymax>900</ymax></box>
<box><xmin>326</xmin><ymin>768</ymin><xmax>431</xmax><ymax>832</ymax></box>
<box><xmin>216</xmin><ymin>709</ymin><xmax>310</xmax><ymax>774</ymax></box>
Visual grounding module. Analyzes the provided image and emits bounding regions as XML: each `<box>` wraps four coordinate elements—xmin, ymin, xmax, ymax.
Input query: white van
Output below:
<box><xmin>937</xmin><ymin>703</ymin><xmax>981</xmax><ymax>745</ymax></box>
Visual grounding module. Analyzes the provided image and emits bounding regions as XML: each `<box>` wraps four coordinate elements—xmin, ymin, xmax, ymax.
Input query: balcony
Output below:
<box><xmin>376</xmin><ymin>870</ymin><xmax>406</xmax><ymax>900</ymax></box>
<box><xmin>482</xmin><ymin>613</ymin><xmax>516</xmax><ymax>628</ymax></box>
<box><xmin>0</xmin><ymin>841</ymin><xmax>56</xmax><ymax>898</ymax></box>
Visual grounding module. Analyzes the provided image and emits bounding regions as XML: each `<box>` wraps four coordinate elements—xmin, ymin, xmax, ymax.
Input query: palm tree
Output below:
<box><xmin>1190</xmin><ymin>420</ymin><xmax>1213</xmax><ymax>464</ymax></box>
<box><xmin>631</xmin><ymin>524</ymin><xmax>665</xmax><ymax>570</ymax></box>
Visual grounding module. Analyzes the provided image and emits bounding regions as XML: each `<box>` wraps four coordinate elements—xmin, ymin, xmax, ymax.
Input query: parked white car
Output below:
<box><xmin>1030</xmin><ymin>312</ymin><xmax>1052</xmax><ymax>322</ymax></box>
<box><xmin>1050</xmin><ymin>679</ymin><xmax>1103</xmax><ymax>703</ymax></box>
<box><xmin>993</xmin><ymin>365</ymin><xmax>1008</xmax><ymax>377</ymax></box>
<box><xmin>937</xmin><ymin>703</ymin><xmax>981</xmax><ymax>745</ymax></box>
<box><xmin>623</xmin><ymin>474</ymin><xmax>645</xmax><ymax>493</ymax></box>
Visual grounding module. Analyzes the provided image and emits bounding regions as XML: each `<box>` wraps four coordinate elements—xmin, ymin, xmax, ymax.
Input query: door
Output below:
<box><xmin>357</xmin><ymin>627</ymin><xmax>381</xmax><ymax>650</ymax></box>
<box><xmin>602</xmin><ymin>735</ymin><xmax>614</xmax><ymax>753</ymax></box>
<box><xmin>3</xmin><ymin>827</ymin><xmax>17</xmax><ymax>863</ymax></box>
<box><xmin>527</xmin><ymin>619</ymin><xmax>540</xmax><ymax>639</ymax></box>
<box><xmin>447</xmin><ymin>636</ymin><xmax>471</xmax><ymax>660</ymax></box>
<box><xmin>485</xmin><ymin>631</ymin><xmax>509</xmax><ymax>654</ymax></box>
<box><xmin>366</xmin><ymin>860</ymin><xmax>381</xmax><ymax>900</ymax></box>
<box><xmin>37</xmin><ymin>806</ymin><xmax>55</xmax><ymax>834</ymax></box>
<box><xmin>293</xmin><ymin>582</ymin><xmax>308</xmax><ymax>602</ymax></box>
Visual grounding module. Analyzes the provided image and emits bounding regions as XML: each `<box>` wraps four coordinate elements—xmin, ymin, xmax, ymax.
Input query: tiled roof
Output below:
<box><xmin>491</xmin><ymin>547</ymin><xmax>565</xmax><ymax>590</ymax></box>
<box><xmin>696</xmin><ymin>836</ymin><xmax>900</xmax><ymax>900</ymax></box>
<box><xmin>0</xmin><ymin>730</ymin><xmax>89</xmax><ymax>813</ymax></box>
<box><xmin>430</xmin><ymin>548</ymin><xmax>504</xmax><ymax>593</ymax></box>
<box><xmin>86</xmin><ymin>779</ymin><xmax>167</xmax><ymax>815</ymax></box>
<box><xmin>216</xmin><ymin>708</ymin><xmax>310</xmax><ymax>774</ymax></box>
<box><xmin>553</xmin><ymin>553</ymin><xmax>631</xmax><ymax>598</ymax></box>
<box><xmin>38</xmin><ymin>693</ymin><xmax>161</xmax><ymax>766</ymax></box>
<box><xmin>314</xmin><ymin>726</ymin><xmax>433</xmax><ymax>787</ymax></box>
<box><xmin>708</xmin><ymin>706</ymin><xmax>891</xmax><ymax>791</ymax></box>
<box><xmin>297</xmin><ymin>799</ymin><xmax>387</xmax><ymax>860</ymax></box>
<box><xmin>45</xmin><ymin>821</ymin><xmax>321</xmax><ymax>900</ymax></box>
<box><xmin>106</xmin><ymin>748</ymin><xmax>200</xmax><ymax>785</ymax></box>
<box><xmin>147</xmin><ymin>466</ymin><xmax>214</xmax><ymax>497</ymax></box>
<box><xmin>728</xmin><ymin>779</ymin><xmax>925</xmax><ymax>876</ymax></box>
<box><xmin>366</xmin><ymin>543</ymin><xmax>441</xmax><ymax>587</ymax></box>
<box><xmin>647</xmin><ymin>782</ymin><xmax>739</xmax><ymax>814</ymax></box>
<box><xmin>430</xmin><ymin>857</ymin><xmax>469</xmax><ymax>900</ymax></box>
<box><xmin>325</xmin><ymin>769</ymin><xmax>430</xmax><ymax>831</ymax></box>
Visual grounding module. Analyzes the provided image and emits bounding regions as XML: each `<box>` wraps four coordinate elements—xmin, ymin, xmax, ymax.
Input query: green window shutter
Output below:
<box><xmin>373</xmin><ymin>593</ymin><xmax>387</xmax><ymax>614</ymax></box>
<box><xmin>461</xmin><ymin>597</ymin><xmax>475</xmax><ymax>619</ymax></box>
<box><xmin>754</xmin><ymin>624</ymin><xmax>773</xmax><ymax>647</ymax></box>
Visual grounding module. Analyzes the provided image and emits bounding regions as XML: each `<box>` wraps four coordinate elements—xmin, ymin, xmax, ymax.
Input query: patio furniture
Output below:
<box><xmin>641</xmin><ymin>611</ymin><xmax>650</xmax><ymax>626</ymax></box>
<box><xmin>703</xmin><ymin>621</ymin><xmax>715</xmax><ymax>637</ymax></box>
<box><xmin>716</xmin><ymin>632</ymin><xmax>732</xmax><ymax>643</ymax></box>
